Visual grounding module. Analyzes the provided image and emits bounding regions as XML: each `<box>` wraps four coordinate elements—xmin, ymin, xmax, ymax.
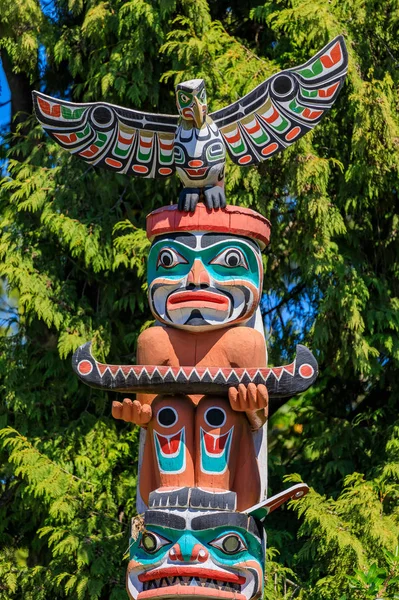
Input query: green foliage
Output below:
<box><xmin>0</xmin><ymin>0</ymin><xmax>399</xmax><ymax>598</ymax></box>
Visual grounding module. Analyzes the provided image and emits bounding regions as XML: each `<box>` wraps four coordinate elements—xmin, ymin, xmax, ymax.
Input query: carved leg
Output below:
<box><xmin>194</xmin><ymin>396</ymin><xmax>260</xmax><ymax>511</ymax></box>
<box><xmin>140</xmin><ymin>395</ymin><xmax>195</xmax><ymax>504</ymax></box>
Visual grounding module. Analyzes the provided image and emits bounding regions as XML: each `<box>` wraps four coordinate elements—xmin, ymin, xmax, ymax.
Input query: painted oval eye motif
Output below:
<box><xmin>199</xmin><ymin>89</ymin><xmax>207</xmax><ymax>102</ymax></box>
<box><xmin>210</xmin><ymin>248</ymin><xmax>248</xmax><ymax>270</ymax></box>
<box><xmin>210</xmin><ymin>533</ymin><xmax>247</xmax><ymax>555</ymax></box>
<box><xmin>180</xmin><ymin>93</ymin><xmax>190</xmax><ymax>103</ymax></box>
<box><xmin>157</xmin><ymin>248</ymin><xmax>188</xmax><ymax>269</ymax></box>
<box><xmin>140</xmin><ymin>531</ymin><xmax>171</xmax><ymax>554</ymax></box>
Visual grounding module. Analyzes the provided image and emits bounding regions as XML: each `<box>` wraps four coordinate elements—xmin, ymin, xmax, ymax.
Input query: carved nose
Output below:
<box><xmin>187</xmin><ymin>259</ymin><xmax>210</xmax><ymax>288</ymax></box>
<box><xmin>169</xmin><ymin>542</ymin><xmax>209</xmax><ymax>563</ymax></box>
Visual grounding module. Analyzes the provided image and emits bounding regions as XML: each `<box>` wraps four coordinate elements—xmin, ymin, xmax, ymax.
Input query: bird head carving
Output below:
<box><xmin>176</xmin><ymin>79</ymin><xmax>207</xmax><ymax>128</ymax></box>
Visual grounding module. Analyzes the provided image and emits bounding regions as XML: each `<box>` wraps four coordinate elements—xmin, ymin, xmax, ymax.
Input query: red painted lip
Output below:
<box><xmin>138</xmin><ymin>567</ymin><xmax>245</xmax><ymax>584</ymax></box>
<box><xmin>184</xmin><ymin>167</ymin><xmax>209</xmax><ymax>177</ymax></box>
<box><xmin>138</xmin><ymin>586</ymin><xmax>246</xmax><ymax>600</ymax></box>
<box><xmin>167</xmin><ymin>291</ymin><xmax>229</xmax><ymax>312</ymax></box>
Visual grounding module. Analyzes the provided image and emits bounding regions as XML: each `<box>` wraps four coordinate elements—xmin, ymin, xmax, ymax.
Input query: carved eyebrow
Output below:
<box><xmin>191</xmin><ymin>513</ymin><xmax>263</xmax><ymax>541</ymax></box>
<box><xmin>144</xmin><ymin>511</ymin><xmax>186</xmax><ymax>530</ymax></box>
<box><xmin>152</xmin><ymin>233</ymin><xmax>197</xmax><ymax>249</ymax></box>
<box><xmin>191</xmin><ymin>513</ymin><xmax>249</xmax><ymax>531</ymax></box>
<box><xmin>201</xmin><ymin>234</ymin><xmax>260</xmax><ymax>252</ymax></box>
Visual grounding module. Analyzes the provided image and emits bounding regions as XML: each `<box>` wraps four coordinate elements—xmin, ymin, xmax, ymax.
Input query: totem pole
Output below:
<box><xmin>34</xmin><ymin>36</ymin><xmax>348</xmax><ymax>599</ymax></box>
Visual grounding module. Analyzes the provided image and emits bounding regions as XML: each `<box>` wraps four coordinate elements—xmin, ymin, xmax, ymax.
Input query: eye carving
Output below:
<box><xmin>179</xmin><ymin>93</ymin><xmax>190</xmax><ymax>103</ymax></box>
<box><xmin>199</xmin><ymin>89</ymin><xmax>207</xmax><ymax>102</ymax></box>
<box><xmin>156</xmin><ymin>248</ymin><xmax>188</xmax><ymax>269</ymax></box>
<box><xmin>140</xmin><ymin>531</ymin><xmax>171</xmax><ymax>554</ymax></box>
<box><xmin>210</xmin><ymin>533</ymin><xmax>247</xmax><ymax>555</ymax></box>
<box><xmin>210</xmin><ymin>248</ymin><xmax>248</xmax><ymax>270</ymax></box>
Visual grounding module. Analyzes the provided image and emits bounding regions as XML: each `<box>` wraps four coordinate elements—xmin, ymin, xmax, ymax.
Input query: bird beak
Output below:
<box><xmin>193</xmin><ymin>97</ymin><xmax>206</xmax><ymax>128</ymax></box>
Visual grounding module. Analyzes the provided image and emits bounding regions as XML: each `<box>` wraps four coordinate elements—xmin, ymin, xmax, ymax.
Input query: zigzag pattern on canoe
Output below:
<box><xmin>72</xmin><ymin>342</ymin><xmax>318</xmax><ymax>399</ymax></box>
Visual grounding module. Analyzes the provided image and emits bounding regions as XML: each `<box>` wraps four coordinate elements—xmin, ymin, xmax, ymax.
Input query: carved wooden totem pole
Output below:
<box><xmin>34</xmin><ymin>36</ymin><xmax>348</xmax><ymax>600</ymax></box>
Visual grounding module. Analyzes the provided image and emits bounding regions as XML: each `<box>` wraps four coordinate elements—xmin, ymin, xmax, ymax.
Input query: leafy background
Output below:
<box><xmin>0</xmin><ymin>0</ymin><xmax>399</xmax><ymax>598</ymax></box>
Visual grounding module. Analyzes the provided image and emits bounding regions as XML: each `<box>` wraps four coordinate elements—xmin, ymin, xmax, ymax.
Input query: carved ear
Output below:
<box><xmin>243</xmin><ymin>483</ymin><xmax>309</xmax><ymax>523</ymax></box>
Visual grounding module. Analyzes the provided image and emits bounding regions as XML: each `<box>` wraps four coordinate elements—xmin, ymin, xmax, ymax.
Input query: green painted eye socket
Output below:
<box><xmin>156</xmin><ymin>247</ymin><xmax>188</xmax><ymax>269</ymax></box>
<box><xmin>210</xmin><ymin>533</ymin><xmax>247</xmax><ymax>555</ymax></box>
<box><xmin>140</xmin><ymin>531</ymin><xmax>171</xmax><ymax>554</ymax></box>
<box><xmin>178</xmin><ymin>91</ymin><xmax>192</xmax><ymax>107</ymax></box>
<box><xmin>210</xmin><ymin>248</ymin><xmax>248</xmax><ymax>270</ymax></box>
<box><xmin>199</xmin><ymin>89</ymin><xmax>207</xmax><ymax>102</ymax></box>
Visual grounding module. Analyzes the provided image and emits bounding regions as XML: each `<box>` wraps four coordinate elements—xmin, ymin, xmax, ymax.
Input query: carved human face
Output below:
<box><xmin>147</xmin><ymin>233</ymin><xmax>263</xmax><ymax>332</ymax></box>
<box><xmin>127</xmin><ymin>509</ymin><xmax>265</xmax><ymax>600</ymax></box>
<box><xmin>176</xmin><ymin>79</ymin><xmax>208</xmax><ymax>128</ymax></box>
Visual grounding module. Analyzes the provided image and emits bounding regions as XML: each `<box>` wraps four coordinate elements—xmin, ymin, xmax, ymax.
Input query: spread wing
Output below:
<box><xmin>210</xmin><ymin>36</ymin><xmax>348</xmax><ymax>166</ymax></box>
<box><xmin>32</xmin><ymin>92</ymin><xmax>179</xmax><ymax>178</ymax></box>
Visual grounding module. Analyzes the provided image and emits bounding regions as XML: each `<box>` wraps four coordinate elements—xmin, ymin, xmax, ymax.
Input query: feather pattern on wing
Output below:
<box><xmin>32</xmin><ymin>92</ymin><xmax>179</xmax><ymax>178</ymax></box>
<box><xmin>210</xmin><ymin>36</ymin><xmax>348</xmax><ymax>166</ymax></box>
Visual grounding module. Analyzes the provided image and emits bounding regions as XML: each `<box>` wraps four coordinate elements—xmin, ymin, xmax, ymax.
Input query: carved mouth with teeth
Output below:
<box><xmin>143</xmin><ymin>575</ymin><xmax>241</xmax><ymax>592</ymax></box>
<box><xmin>137</xmin><ymin>568</ymin><xmax>246</xmax><ymax>599</ymax></box>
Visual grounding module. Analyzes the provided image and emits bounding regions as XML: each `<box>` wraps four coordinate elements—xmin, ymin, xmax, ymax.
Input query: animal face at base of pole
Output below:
<box><xmin>127</xmin><ymin>502</ymin><xmax>265</xmax><ymax>600</ymax></box>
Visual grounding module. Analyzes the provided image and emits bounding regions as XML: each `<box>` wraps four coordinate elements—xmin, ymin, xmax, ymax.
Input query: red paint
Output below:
<box><xmin>167</xmin><ymin>290</ymin><xmax>229</xmax><ymax>313</ymax></box>
<box><xmin>182</xmin><ymin>108</ymin><xmax>193</xmax><ymax>119</ymax></box>
<box><xmin>261</xmin><ymin>143</ymin><xmax>278</xmax><ymax>156</ymax></box>
<box><xmin>185</xmin><ymin>167</ymin><xmax>208</xmax><ymax>177</ymax></box>
<box><xmin>78</xmin><ymin>360</ymin><xmax>92</xmax><ymax>375</ymax></box>
<box><xmin>299</xmin><ymin>364</ymin><xmax>314</xmax><ymax>378</ymax></box>
<box><xmin>188</xmin><ymin>160</ymin><xmax>204</xmax><ymax>167</ymax></box>
<box><xmin>203</xmin><ymin>430</ymin><xmax>231</xmax><ymax>453</ymax></box>
<box><xmin>244</xmin><ymin>121</ymin><xmax>261</xmax><ymax>135</ymax></box>
<box><xmin>238</xmin><ymin>155</ymin><xmax>252</xmax><ymax>165</ymax></box>
<box><xmin>146</xmin><ymin>203</ymin><xmax>271</xmax><ymax>249</ymax></box>
<box><xmin>54</xmin><ymin>132</ymin><xmax>77</xmax><ymax>144</ymax></box>
<box><xmin>319</xmin><ymin>82</ymin><xmax>339</xmax><ymax>98</ymax></box>
<box><xmin>80</xmin><ymin>145</ymin><xmax>99</xmax><ymax>158</ymax></box>
<box><xmin>138</xmin><ymin>567</ymin><xmax>245</xmax><ymax>585</ymax></box>
<box><xmin>158</xmin><ymin>167</ymin><xmax>173</xmax><ymax>176</ymax></box>
<box><xmin>159</xmin><ymin>139</ymin><xmax>174</xmax><ymax>150</ymax></box>
<box><xmin>140</xmin><ymin>139</ymin><xmax>153</xmax><ymax>149</ymax></box>
<box><xmin>224</xmin><ymin>130</ymin><xmax>241</xmax><ymax>144</ymax></box>
<box><xmin>285</xmin><ymin>127</ymin><xmax>301</xmax><ymax>141</ymax></box>
<box><xmin>155</xmin><ymin>430</ymin><xmax>182</xmax><ymax>454</ymax></box>
<box><xmin>263</xmin><ymin>106</ymin><xmax>279</xmax><ymax>124</ymax></box>
<box><xmin>38</xmin><ymin>97</ymin><xmax>60</xmax><ymax>117</ymax></box>
<box><xmin>302</xmin><ymin>108</ymin><xmax>323</xmax><ymax>120</ymax></box>
<box><xmin>105</xmin><ymin>158</ymin><xmax>123</xmax><ymax>168</ymax></box>
<box><xmin>284</xmin><ymin>362</ymin><xmax>295</xmax><ymax>375</ymax></box>
<box><xmin>118</xmin><ymin>133</ymin><xmax>134</xmax><ymax>144</ymax></box>
<box><xmin>271</xmin><ymin>367</ymin><xmax>283</xmax><ymax>379</ymax></box>
<box><xmin>133</xmin><ymin>165</ymin><xmax>149</xmax><ymax>174</ymax></box>
<box><xmin>190</xmin><ymin>544</ymin><xmax>209</xmax><ymax>562</ymax></box>
<box><xmin>320</xmin><ymin>41</ymin><xmax>342</xmax><ymax>68</ymax></box>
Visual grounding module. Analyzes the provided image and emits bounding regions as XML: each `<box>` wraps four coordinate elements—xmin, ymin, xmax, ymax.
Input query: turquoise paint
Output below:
<box><xmin>200</xmin><ymin>427</ymin><xmax>233</xmax><ymax>474</ymax></box>
<box><xmin>148</xmin><ymin>239</ymin><xmax>261</xmax><ymax>289</ymax></box>
<box><xmin>153</xmin><ymin>428</ymin><xmax>186</xmax><ymax>474</ymax></box>
<box><xmin>131</xmin><ymin>524</ymin><xmax>264</xmax><ymax>568</ymax></box>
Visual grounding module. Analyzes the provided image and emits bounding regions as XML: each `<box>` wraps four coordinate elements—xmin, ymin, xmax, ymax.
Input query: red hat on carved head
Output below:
<box><xmin>146</xmin><ymin>203</ymin><xmax>271</xmax><ymax>249</ymax></box>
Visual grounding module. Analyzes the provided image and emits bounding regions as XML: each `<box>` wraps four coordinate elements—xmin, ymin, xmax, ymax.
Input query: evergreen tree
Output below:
<box><xmin>0</xmin><ymin>1</ymin><xmax>398</xmax><ymax>598</ymax></box>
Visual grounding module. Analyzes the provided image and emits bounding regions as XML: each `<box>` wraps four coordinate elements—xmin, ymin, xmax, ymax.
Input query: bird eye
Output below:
<box><xmin>199</xmin><ymin>89</ymin><xmax>207</xmax><ymax>102</ymax></box>
<box><xmin>210</xmin><ymin>248</ymin><xmax>248</xmax><ymax>270</ymax></box>
<box><xmin>140</xmin><ymin>531</ymin><xmax>171</xmax><ymax>554</ymax></box>
<box><xmin>156</xmin><ymin>247</ymin><xmax>188</xmax><ymax>269</ymax></box>
<box><xmin>210</xmin><ymin>533</ymin><xmax>247</xmax><ymax>555</ymax></box>
<box><xmin>179</xmin><ymin>93</ymin><xmax>190</xmax><ymax>103</ymax></box>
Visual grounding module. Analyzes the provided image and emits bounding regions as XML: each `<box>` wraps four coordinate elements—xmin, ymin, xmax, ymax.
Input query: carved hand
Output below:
<box><xmin>112</xmin><ymin>398</ymin><xmax>152</xmax><ymax>425</ymax></box>
<box><xmin>228</xmin><ymin>383</ymin><xmax>268</xmax><ymax>430</ymax></box>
